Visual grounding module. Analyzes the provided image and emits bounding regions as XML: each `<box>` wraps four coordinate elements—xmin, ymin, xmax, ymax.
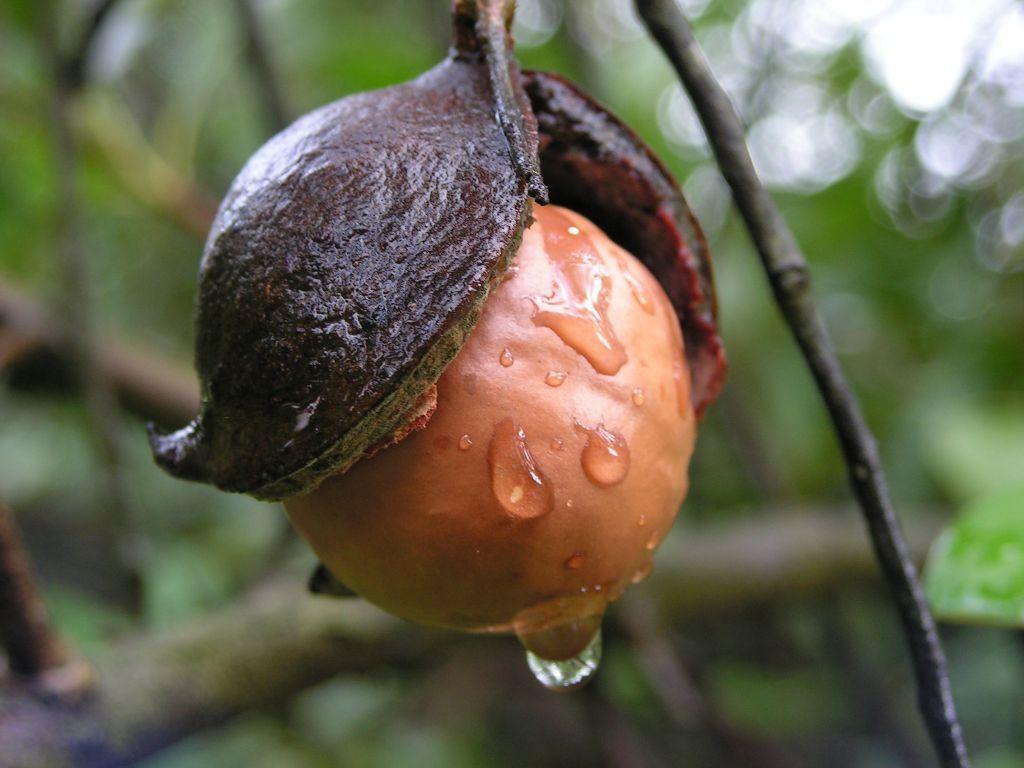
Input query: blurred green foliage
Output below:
<box><xmin>926</xmin><ymin>487</ymin><xmax>1024</xmax><ymax>627</ymax></box>
<box><xmin>1</xmin><ymin>0</ymin><xmax>1022</xmax><ymax>766</ymax></box>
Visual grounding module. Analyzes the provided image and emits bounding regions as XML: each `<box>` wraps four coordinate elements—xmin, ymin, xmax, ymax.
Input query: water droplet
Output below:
<box><xmin>637</xmin><ymin>514</ymin><xmax>647</xmax><ymax>527</ymax></box>
<box><xmin>499</xmin><ymin>347</ymin><xmax>514</xmax><ymax>367</ymax></box>
<box><xmin>608</xmin><ymin>244</ymin><xmax>656</xmax><ymax>315</ymax></box>
<box><xmin>525</xmin><ymin>629</ymin><xmax>602</xmax><ymax>692</ymax></box>
<box><xmin>567</xmin><ymin>225</ymin><xmax>581</xmax><ymax>236</ymax></box>
<box><xmin>488</xmin><ymin>419</ymin><xmax>554</xmax><ymax>519</ymax></box>
<box><xmin>632</xmin><ymin>558</ymin><xmax>654</xmax><ymax>584</ymax></box>
<box><xmin>531</xmin><ymin>208</ymin><xmax>627</xmax><ymax>375</ymax></box>
<box><xmin>545</xmin><ymin>370</ymin><xmax>568</xmax><ymax>387</ymax></box>
<box><xmin>514</xmin><ymin>594</ymin><xmax>605</xmax><ymax>657</ymax></box>
<box><xmin>565</xmin><ymin>552</ymin><xmax>586</xmax><ymax>569</ymax></box>
<box><xmin>631</xmin><ymin>387</ymin><xmax>645</xmax><ymax>406</ymax></box>
<box><xmin>645</xmin><ymin>532</ymin><xmax>660</xmax><ymax>551</ymax></box>
<box><xmin>550</xmin><ymin>437</ymin><xmax>564</xmax><ymax>452</ymax></box>
<box><xmin>565</xmin><ymin>499</ymin><xmax>574</xmax><ymax>508</ymax></box>
<box><xmin>575</xmin><ymin>422</ymin><xmax>630</xmax><ymax>488</ymax></box>
<box><xmin>458</xmin><ymin>434</ymin><xmax>473</xmax><ymax>451</ymax></box>
<box><xmin>515</xmin><ymin>595</ymin><xmax>605</xmax><ymax>689</ymax></box>
<box><xmin>624</xmin><ymin>270</ymin><xmax>655</xmax><ymax>314</ymax></box>
<box><xmin>292</xmin><ymin>396</ymin><xmax>321</xmax><ymax>432</ymax></box>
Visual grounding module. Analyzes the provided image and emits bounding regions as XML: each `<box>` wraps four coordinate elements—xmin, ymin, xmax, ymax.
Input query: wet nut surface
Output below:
<box><xmin>285</xmin><ymin>205</ymin><xmax>697</xmax><ymax>660</ymax></box>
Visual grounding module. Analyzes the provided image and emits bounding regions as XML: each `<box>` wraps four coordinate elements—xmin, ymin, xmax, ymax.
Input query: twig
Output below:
<box><xmin>232</xmin><ymin>0</ymin><xmax>290</xmax><ymax>133</ymax></box>
<box><xmin>619</xmin><ymin>593</ymin><xmax>798</xmax><ymax>768</ymax></box>
<box><xmin>0</xmin><ymin>577</ymin><xmax>440</xmax><ymax>766</ymax></box>
<box><xmin>0</xmin><ymin>500</ymin><xmax>70</xmax><ymax>680</ymax></box>
<box><xmin>716</xmin><ymin>381</ymin><xmax>787</xmax><ymax>499</ymax></box>
<box><xmin>42</xmin><ymin>0</ymin><xmax>140</xmax><ymax>610</ymax></box>
<box><xmin>61</xmin><ymin>0</ymin><xmax>123</xmax><ymax>89</ymax></box>
<box><xmin>820</xmin><ymin>595</ymin><xmax>931</xmax><ymax>768</ymax></box>
<box><xmin>78</xmin><ymin>93</ymin><xmax>219</xmax><ymax>240</ymax></box>
<box><xmin>452</xmin><ymin>0</ymin><xmax>548</xmax><ymax>202</ymax></box>
<box><xmin>632</xmin><ymin>2</ymin><xmax>969</xmax><ymax>766</ymax></box>
<box><xmin>582</xmin><ymin>681</ymin><xmax>659</xmax><ymax>768</ymax></box>
<box><xmin>648</xmin><ymin>513</ymin><xmax>940</xmax><ymax>616</ymax></box>
<box><xmin>1</xmin><ymin>281</ymin><xmax>199</xmax><ymax>428</ymax></box>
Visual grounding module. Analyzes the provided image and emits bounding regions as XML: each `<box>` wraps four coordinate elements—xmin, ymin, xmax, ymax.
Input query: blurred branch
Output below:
<box><xmin>42</xmin><ymin>0</ymin><xmax>140</xmax><ymax>609</ymax></box>
<box><xmin>62</xmin><ymin>0</ymin><xmax>123</xmax><ymax>89</ymax></box>
<box><xmin>716</xmin><ymin>381</ymin><xmax>786</xmax><ymax>499</ymax></box>
<box><xmin>232</xmin><ymin>0</ymin><xmax>290</xmax><ymax>133</ymax></box>
<box><xmin>0</xmin><ymin>499</ymin><xmax>75</xmax><ymax>685</ymax></box>
<box><xmin>821</xmin><ymin>596</ymin><xmax>931</xmax><ymax>768</ymax></box>
<box><xmin>78</xmin><ymin>93</ymin><xmax>219</xmax><ymax>240</ymax></box>
<box><xmin>620</xmin><ymin>594</ymin><xmax>797</xmax><ymax>768</ymax></box>
<box><xmin>582</xmin><ymin>682</ymin><xmax>658</xmax><ymax>768</ymax></box>
<box><xmin>633</xmin><ymin>2</ymin><xmax>969</xmax><ymax>766</ymax></box>
<box><xmin>649</xmin><ymin>513</ymin><xmax>939</xmax><ymax>616</ymax></box>
<box><xmin>0</xmin><ymin>579</ymin><xmax>439</xmax><ymax>767</ymax></box>
<box><xmin>0</xmin><ymin>282</ymin><xmax>199</xmax><ymax>428</ymax></box>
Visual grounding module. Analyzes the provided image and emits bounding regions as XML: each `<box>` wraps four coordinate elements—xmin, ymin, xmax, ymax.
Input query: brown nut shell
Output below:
<box><xmin>149</xmin><ymin>11</ymin><xmax>541</xmax><ymax>500</ymax></box>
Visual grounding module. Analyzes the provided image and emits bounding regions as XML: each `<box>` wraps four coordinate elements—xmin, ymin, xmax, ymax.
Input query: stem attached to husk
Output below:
<box><xmin>451</xmin><ymin>0</ymin><xmax>549</xmax><ymax>203</ymax></box>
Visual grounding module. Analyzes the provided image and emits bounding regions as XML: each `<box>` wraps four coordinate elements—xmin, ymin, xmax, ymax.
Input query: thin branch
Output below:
<box><xmin>0</xmin><ymin>281</ymin><xmax>199</xmax><ymax>428</ymax></box>
<box><xmin>581</xmin><ymin>682</ymin><xmax>659</xmax><ymax>768</ymax></box>
<box><xmin>632</xmin><ymin>2</ymin><xmax>969</xmax><ymax>766</ymax></box>
<box><xmin>0</xmin><ymin>500</ymin><xmax>70</xmax><ymax>681</ymax></box>
<box><xmin>42</xmin><ymin>0</ymin><xmax>140</xmax><ymax>610</ymax></box>
<box><xmin>452</xmin><ymin>0</ymin><xmax>548</xmax><ymax>202</ymax></box>
<box><xmin>624</xmin><ymin>601</ymin><xmax>799</xmax><ymax>768</ymax></box>
<box><xmin>648</xmin><ymin>513</ymin><xmax>939</xmax><ymax>616</ymax></box>
<box><xmin>821</xmin><ymin>595</ymin><xmax>931</xmax><ymax>768</ymax></box>
<box><xmin>0</xmin><ymin>578</ymin><xmax>440</xmax><ymax>766</ymax></box>
<box><xmin>62</xmin><ymin>0</ymin><xmax>123</xmax><ymax>89</ymax></box>
<box><xmin>716</xmin><ymin>381</ymin><xmax>787</xmax><ymax>499</ymax></box>
<box><xmin>232</xmin><ymin>0</ymin><xmax>290</xmax><ymax>134</ymax></box>
<box><xmin>78</xmin><ymin>93</ymin><xmax>219</xmax><ymax>240</ymax></box>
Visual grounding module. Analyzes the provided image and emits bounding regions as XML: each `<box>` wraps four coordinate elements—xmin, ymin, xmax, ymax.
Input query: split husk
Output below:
<box><xmin>149</xmin><ymin>0</ymin><xmax>724</xmax><ymax>500</ymax></box>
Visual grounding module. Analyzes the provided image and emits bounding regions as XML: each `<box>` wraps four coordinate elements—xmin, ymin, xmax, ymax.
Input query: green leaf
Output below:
<box><xmin>925</xmin><ymin>486</ymin><xmax>1024</xmax><ymax>627</ymax></box>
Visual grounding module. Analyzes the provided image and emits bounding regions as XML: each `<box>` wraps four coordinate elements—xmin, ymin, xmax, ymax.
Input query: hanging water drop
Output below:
<box><xmin>499</xmin><ymin>347</ymin><xmax>515</xmax><ymax>367</ymax></box>
<box><xmin>525</xmin><ymin>628</ymin><xmax>602</xmax><ymax>692</ymax></box>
